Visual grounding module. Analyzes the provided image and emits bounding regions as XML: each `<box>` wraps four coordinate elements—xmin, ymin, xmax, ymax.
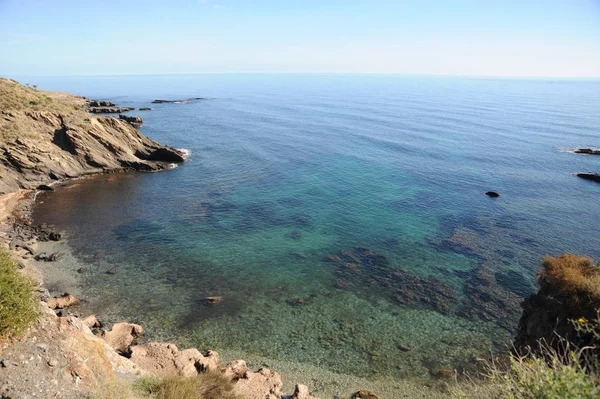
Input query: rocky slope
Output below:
<box><xmin>0</xmin><ymin>78</ymin><xmax>184</xmax><ymax>194</ymax></box>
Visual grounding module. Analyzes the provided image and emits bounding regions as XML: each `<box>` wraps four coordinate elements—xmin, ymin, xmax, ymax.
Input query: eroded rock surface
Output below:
<box><xmin>0</xmin><ymin>78</ymin><xmax>185</xmax><ymax>194</ymax></box>
<box><xmin>98</xmin><ymin>322</ymin><xmax>144</xmax><ymax>354</ymax></box>
<box><xmin>129</xmin><ymin>342</ymin><xmax>219</xmax><ymax>377</ymax></box>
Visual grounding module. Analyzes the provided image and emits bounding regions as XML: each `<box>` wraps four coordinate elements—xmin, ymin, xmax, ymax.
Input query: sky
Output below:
<box><xmin>1</xmin><ymin>0</ymin><xmax>599</xmax><ymax>78</ymax></box>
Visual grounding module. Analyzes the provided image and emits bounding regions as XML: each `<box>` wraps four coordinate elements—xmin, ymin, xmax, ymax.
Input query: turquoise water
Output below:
<box><xmin>31</xmin><ymin>75</ymin><xmax>600</xmax><ymax>388</ymax></box>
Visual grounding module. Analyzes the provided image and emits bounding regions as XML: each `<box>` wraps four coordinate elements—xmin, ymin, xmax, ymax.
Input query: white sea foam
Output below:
<box><xmin>178</xmin><ymin>148</ymin><xmax>191</xmax><ymax>160</ymax></box>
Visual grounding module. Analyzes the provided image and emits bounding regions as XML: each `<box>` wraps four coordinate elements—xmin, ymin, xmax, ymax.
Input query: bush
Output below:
<box><xmin>133</xmin><ymin>372</ymin><xmax>242</xmax><ymax>399</ymax></box>
<box><xmin>539</xmin><ymin>254</ymin><xmax>600</xmax><ymax>301</ymax></box>
<box><xmin>488</xmin><ymin>344</ymin><xmax>599</xmax><ymax>399</ymax></box>
<box><xmin>0</xmin><ymin>250</ymin><xmax>38</xmax><ymax>340</ymax></box>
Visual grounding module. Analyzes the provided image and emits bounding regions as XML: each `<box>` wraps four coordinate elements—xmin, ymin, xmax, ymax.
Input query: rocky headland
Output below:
<box><xmin>0</xmin><ymin>78</ymin><xmax>184</xmax><ymax>194</ymax></box>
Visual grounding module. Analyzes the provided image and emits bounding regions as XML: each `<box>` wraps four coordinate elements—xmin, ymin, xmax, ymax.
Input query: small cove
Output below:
<box><xmin>31</xmin><ymin>74</ymin><xmax>600</xmax><ymax>397</ymax></box>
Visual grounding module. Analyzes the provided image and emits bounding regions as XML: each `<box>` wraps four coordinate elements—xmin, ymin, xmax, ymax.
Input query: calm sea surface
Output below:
<box><xmin>30</xmin><ymin>74</ymin><xmax>600</xmax><ymax>393</ymax></box>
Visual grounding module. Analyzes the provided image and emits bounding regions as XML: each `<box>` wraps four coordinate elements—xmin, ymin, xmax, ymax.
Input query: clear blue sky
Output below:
<box><xmin>1</xmin><ymin>0</ymin><xmax>599</xmax><ymax>77</ymax></box>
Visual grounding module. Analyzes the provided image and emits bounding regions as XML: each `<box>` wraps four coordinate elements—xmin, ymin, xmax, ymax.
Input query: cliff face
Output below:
<box><xmin>0</xmin><ymin>78</ymin><xmax>184</xmax><ymax>194</ymax></box>
<box><xmin>514</xmin><ymin>254</ymin><xmax>600</xmax><ymax>353</ymax></box>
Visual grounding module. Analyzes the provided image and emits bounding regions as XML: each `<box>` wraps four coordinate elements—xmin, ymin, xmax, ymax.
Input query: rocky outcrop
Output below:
<box><xmin>574</xmin><ymin>148</ymin><xmax>600</xmax><ymax>155</ymax></box>
<box><xmin>129</xmin><ymin>343</ymin><xmax>220</xmax><ymax>377</ymax></box>
<box><xmin>87</xmin><ymin>99</ymin><xmax>134</xmax><ymax>114</ymax></box>
<box><xmin>233</xmin><ymin>367</ymin><xmax>283</xmax><ymax>399</ymax></box>
<box><xmin>513</xmin><ymin>254</ymin><xmax>600</xmax><ymax>355</ymax></box>
<box><xmin>118</xmin><ymin>114</ymin><xmax>143</xmax><ymax>128</ymax></box>
<box><xmin>0</xmin><ymin>78</ymin><xmax>185</xmax><ymax>194</ymax></box>
<box><xmin>89</xmin><ymin>100</ymin><xmax>115</xmax><ymax>107</ymax></box>
<box><xmin>46</xmin><ymin>293</ymin><xmax>80</xmax><ymax>309</ymax></box>
<box><xmin>99</xmin><ymin>322</ymin><xmax>144</xmax><ymax>354</ymax></box>
<box><xmin>152</xmin><ymin>97</ymin><xmax>206</xmax><ymax>104</ymax></box>
<box><xmin>291</xmin><ymin>384</ymin><xmax>320</xmax><ymax>399</ymax></box>
<box><xmin>575</xmin><ymin>173</ymin><xmax>600</xmax><ymax>183</ymax></box>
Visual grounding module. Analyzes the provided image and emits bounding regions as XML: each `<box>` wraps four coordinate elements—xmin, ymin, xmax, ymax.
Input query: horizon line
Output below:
<box><xmin>3</xmin><ymin>71</ymin><xmax>600</xmax><ymax>81</ymax></box>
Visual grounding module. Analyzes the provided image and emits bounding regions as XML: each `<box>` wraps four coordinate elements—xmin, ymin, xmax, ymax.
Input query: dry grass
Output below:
<box><xmin>538</xmin><ymin>254</ymin><xmax>600</xmax><ymax>301</ymax></box>
<box><xmin>133</xmin><ymin>371</ymin><xmax>242</xmax><ymax>399</ymax></box>
<box><xmin>0</xmin><ymin>77</ymin><xmax>84</xmax><ymax>115</ymax></box>
<box><xmin>0</xmin><ymin>250</ymin><xmax>38</xmax><ymax>340</ymax></box>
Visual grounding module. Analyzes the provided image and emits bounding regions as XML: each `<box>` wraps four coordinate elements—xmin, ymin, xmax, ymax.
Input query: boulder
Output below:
<box><xmin>233</xmin><ymin>368</ymin><xmax>283</xmax><ymax>399</ymax></box>
<box><xmin>291</xmin><ymin>384</ymin><xmax>320</xmax><ymax>399</ymax></box>
<box><xmin>82</xmin><ymin>315</ymin><xmax>102</xmax><ymax>329</ymax></box>
<box><xmin>203</xmin><ymin>296</ymin><xmax>224</xmax><ymax>304</ymax></box>
<box><xmin>99</xmin><ymin>322</ymin><xmax>144</xmax><ymax>353</ymax></box>
<box><xmin>35</xmin><ymin>252</ymin><xmax>62</xmax><ymax>262</ymax></box>
<box><xmin>46</xmin><ymin>294</ymin><xmax>80</xmax><ymax>309</ymax></box>
<box><xmin>48</xmin><ymin>231</ymin><xmax>61</xmax><ymax>241</ymax></box>
<box><xmin>351</xmin><ymin>391</ymin><xmax>380</xmax><ymax>399</ymax></box>
<box><xmin>36</xmin><ymin>184</ymin><xmax>54</xmax><ymax>191</ymax></box>
<box><xmin>223</xmin><ymin>359</ymin><xmax>248</xmax><ymax>380</ymax></box>
<box><xmin>129</xmin><ymin>342</ymin><xmax>220</xmax><ymax>377</ymax></box>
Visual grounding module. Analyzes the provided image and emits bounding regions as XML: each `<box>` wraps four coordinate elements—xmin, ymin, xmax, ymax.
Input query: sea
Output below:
<box><xmin>26</xmin><ymin>74</ymin><xmax>600</xmax><ymax>397</ymax></box>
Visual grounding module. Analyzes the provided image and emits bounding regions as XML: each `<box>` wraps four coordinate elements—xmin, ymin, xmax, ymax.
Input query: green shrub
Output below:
<box><xmin>490</xmin><ymin>349</ymin><xmax>599</xmax><ymax>399</ymax></box>
<box><xmin>0</xmin><ymin>250</ymin><xmax>38</xmax><ymax>339</ymax></box>
<box><xmin>133</xmin><ymin>372</ymin><xmax>241</xmax><ymax>399</ymax></box>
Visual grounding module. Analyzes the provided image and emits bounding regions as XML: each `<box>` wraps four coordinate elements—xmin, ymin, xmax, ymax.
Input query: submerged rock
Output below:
<box><xmin>203</xmin><ymin>296</ymin><xmax>224</xmax><ymax>304</ymax></box>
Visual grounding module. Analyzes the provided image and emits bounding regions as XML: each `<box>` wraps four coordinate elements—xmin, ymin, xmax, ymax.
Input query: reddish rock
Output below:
<box><xmin>46</xmin><ymin>294</ymin><xmax>80</xmax><ymax>310</ymax></box>
<box><xmin>233</xmin><ymin>368</ymin><xmax>283</xmax><ymax>399</ymax></box>
<box><xmin>99</xmin><ymin>322</ymin><xmax>143</xmax><ymax>353</ymax></box>
<box><xmin>129</xmin><ymin>342</ymin><xmax>220</xmax><ymax>377</ymax></box>
<box><xmin>291</xmin><ymin>384</ymin><xmax>320</xmax><ymax>399</ymax></box>
<box><xmin>223</xmin><ymin>359</ymin><xmax>248</xmax><ymax>380</ymax></box>
<box><xmin>82</xmin><ymin>315</ymin><xmax>101</xmax><ymax>329</ymax></box>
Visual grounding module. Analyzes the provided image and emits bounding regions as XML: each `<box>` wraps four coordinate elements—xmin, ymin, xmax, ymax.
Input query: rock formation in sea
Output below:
<box><xmin>575</xmin><ymin>172</ymin><xmax>600</xmax><ymax>183</ymax></box>
<box><xmin>0</xmin><ymin>78</ymin><xmax>185</xmax><ymax>194</ymax></box>
<box><xmin>513</xmin><ymin>254</ymin><xmax>600</xmax><ymax>354</ymax></box>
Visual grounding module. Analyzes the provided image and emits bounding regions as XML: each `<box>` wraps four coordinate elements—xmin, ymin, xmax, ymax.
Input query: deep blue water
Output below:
<box><xmin>29</xmin><ymin>74</ymin><xmax>600</xmax><ymax>389</ymax></box>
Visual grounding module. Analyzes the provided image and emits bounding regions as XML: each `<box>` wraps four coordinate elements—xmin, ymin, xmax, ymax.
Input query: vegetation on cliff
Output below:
<box><xmin>453</xmin><ymin>254</ymin><xmax>600</xmax><ymax>399</ymax></box>
<box><xmin>0</xmin><ymin>250</ymin><xmax>37</xmax><ymax>340</ymax></box>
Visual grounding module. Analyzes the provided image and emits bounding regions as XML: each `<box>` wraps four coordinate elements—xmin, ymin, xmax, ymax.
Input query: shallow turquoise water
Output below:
<box><xmin>30</xmin><ymin>75</ymin><xmax>600</xmax><ymax>384</ymax></box>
